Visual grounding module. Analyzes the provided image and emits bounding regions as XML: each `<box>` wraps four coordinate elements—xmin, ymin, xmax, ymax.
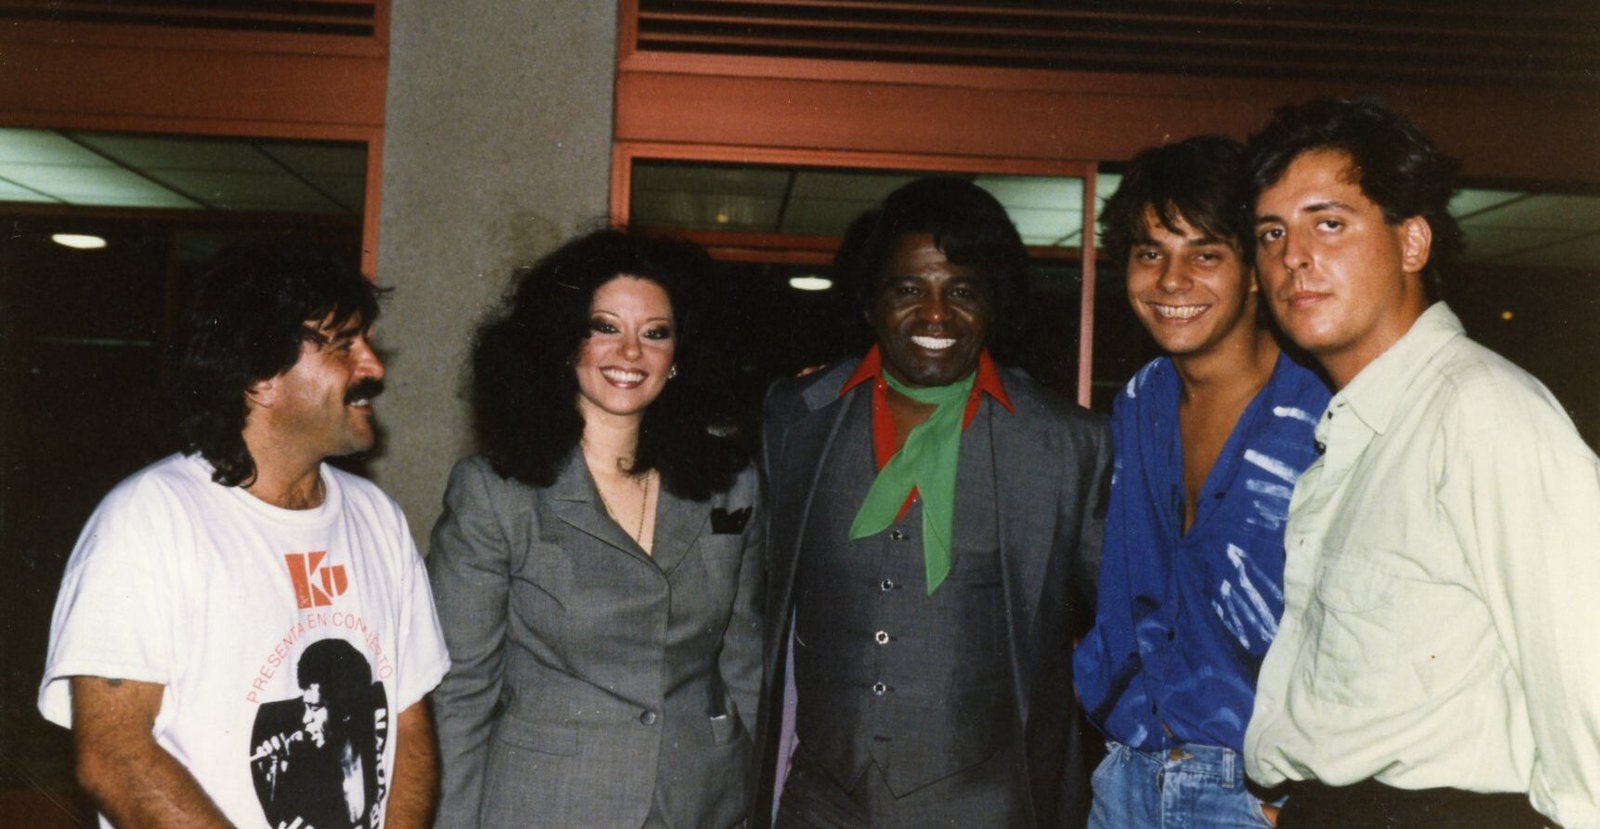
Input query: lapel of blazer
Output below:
<box><xmin>650</xmin><ymin>485</ymin><xmax>705</xmax><ymax>576</ymax></box>
<box><xmin>549</xmin><ymin>450</ymin><xmax>652</xmax><ymax>565</ymax></box>
<box><xmin>987</xmin><ymin>378</ymin><xmax>1053</xmax><ymax>643</ymax></box>
<box><xmin>772</xmin><ymin>363</ymin><xmax>864</xmax><ymax>621</ymax></box>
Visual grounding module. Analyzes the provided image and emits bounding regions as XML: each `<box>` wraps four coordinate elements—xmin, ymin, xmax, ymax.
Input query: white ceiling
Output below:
<box><xmin>0</xmin><ymin>128</ymin><xmax>364</xmax><ymax>214</ymax></box>
<box><xmin>3</xmin><ymin>128</ymin><xmax>1596</xmax><ymax>271</ymax></box>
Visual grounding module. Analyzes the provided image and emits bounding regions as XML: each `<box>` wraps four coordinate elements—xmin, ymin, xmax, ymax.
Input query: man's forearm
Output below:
<box><xmin>386</xmin><ymin>698</ymin><xmax>440</xmax><ymax>828</ymax></box>
<box><xmin>71</xmin><ymin>676</ymin><xmax>231</xmax><ymax>829</ymax></box>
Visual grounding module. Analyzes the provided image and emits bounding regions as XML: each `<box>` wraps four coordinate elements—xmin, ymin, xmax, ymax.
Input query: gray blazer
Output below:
<box><xmin>758</xmin><ymin>359</ymin><xmax>1110</xmax><ymax>828</ymax></box>
<box><xmin>428</xmin><ymin>452</ymin><xmax>764</xmax><ymax>829</ymax></box>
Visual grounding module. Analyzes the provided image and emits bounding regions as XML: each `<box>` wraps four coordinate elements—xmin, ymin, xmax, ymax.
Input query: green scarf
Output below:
<box><xmin>849</xmin><ymin>370</ymin><xmax>975</xmax><ymax>594</ymax></box>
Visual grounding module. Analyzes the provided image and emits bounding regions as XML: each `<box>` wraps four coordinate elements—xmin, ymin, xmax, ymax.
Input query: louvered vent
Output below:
<box><xmin>0</xmin><ymin>0</ymin><xmax>376</xmax><ymax>37</ymax></box>
<box><xmin>635</xmin><ymin>0</ymin><xmax>1600</xmax><ymax>90</ymax></box>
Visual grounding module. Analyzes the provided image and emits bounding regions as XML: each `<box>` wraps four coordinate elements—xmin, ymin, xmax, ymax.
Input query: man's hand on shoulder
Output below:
<box><xmin>71</xmin><ymin>676</ymin><xmax>232</xmax><ymax>828</ymax></box>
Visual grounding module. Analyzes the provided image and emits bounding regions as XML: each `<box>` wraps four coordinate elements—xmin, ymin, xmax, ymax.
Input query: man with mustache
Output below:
<box><xmin>760</xmin><ymin>177</ymin><xmax>1111</xmax><ymax>827</ymax></box>
<box><xmin>38</xmin><ymin>243</ymin><xmax>449</xmax><ymax>828</ymax></box>
<box><xmin>1242</xmin><ymin>98</ymin><xmax>1600</xmax><ymax>828</ymax></box>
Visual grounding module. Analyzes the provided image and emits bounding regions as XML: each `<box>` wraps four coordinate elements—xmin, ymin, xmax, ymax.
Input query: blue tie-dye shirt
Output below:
<box><xmin>1073</xmin><ymin>352</ymin><xmax>1328</xmax><ymax>751</ymax></box>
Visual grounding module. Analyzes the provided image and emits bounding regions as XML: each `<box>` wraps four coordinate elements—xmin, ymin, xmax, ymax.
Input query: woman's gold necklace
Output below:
<box><xmin>599</xmin><ymin>470</ymin><xmax>651</xmax><ymax>544</ymax></box>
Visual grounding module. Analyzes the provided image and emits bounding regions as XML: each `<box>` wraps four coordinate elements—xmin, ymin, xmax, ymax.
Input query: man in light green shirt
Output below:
<box><xmin>1242</xmin><ymin>98</ymin><xmax>1600</xmax><ymax>829</ymax></box>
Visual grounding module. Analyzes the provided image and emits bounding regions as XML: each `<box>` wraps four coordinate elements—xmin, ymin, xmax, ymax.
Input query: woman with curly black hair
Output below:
<box><xmin>428</xmin><ymin>229</ymin><xmax>764</xmax><ymax>829</ymax></box>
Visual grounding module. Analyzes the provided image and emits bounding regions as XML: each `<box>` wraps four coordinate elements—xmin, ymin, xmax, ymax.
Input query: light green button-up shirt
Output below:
<box><xmin>1245</xmin><ymin>303</ymin><xmax>1600</xmax><ymax>829</ymax></box>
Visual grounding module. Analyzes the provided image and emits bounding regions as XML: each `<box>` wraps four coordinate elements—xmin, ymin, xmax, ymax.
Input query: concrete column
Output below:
<box><xmin>373</xmin><ymin>1</ymin><xmax>616</xmax><ymax>545</ymax></box>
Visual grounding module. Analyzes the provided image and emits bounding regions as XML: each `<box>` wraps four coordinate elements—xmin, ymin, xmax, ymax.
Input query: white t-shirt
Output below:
<box><xmin>39</xmin><ymin>453</ymin><xmax>450</xmax><ymax>829</ymax></box>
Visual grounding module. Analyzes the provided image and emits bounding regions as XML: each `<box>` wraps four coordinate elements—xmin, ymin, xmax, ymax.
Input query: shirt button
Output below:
<box><xmin>1166</xmin><ymin>630</ymin><xmax>1175</xmax><ymax>641</ymax></box>
<box><xmin>875</xmin><ymin>630</ymin><xmax>891</xmax><ymax>645</ymax></box>
<box><xmin>871</xmin><ymin>682</ymin><xmax>889</xmax><ymax>696</ymax></box>
<box><xmin>879</xmin><ymin>578</ymin><xmax>897</xmax><ymax>591</ymax></box>
<box><xmin>889</xmin><ymin>529</ymin><xmax>907</xmax><ymax>541</ymax></box>
<box><xmin>639</xmin><ymin>710</ymin><xmax>657</xmax><ymax>725</ymax></box>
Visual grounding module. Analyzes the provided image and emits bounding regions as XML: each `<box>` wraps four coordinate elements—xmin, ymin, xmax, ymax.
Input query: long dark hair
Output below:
<box><xmin>471</xmin><ymin>228</ymin><xmax>747</xmax><ymax>500</ymax></box>
<box><xmin>174</xmin><ymin>242</ymin><xmax>381</xmax><ymax>487</ymax></box>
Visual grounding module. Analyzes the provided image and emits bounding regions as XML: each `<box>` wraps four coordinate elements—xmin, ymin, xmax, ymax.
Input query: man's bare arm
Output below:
<box><xmin>70</xmin><ymin>676</ymin><xmax>231</xmax><ymax>828</ymax></box>
<box><xmin>385</xmin><ymin>697</ymin><xmax>439</xmax><ymax>828</ymax></box>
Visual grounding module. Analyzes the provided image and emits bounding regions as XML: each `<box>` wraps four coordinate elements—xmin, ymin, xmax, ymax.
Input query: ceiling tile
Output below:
<box><xmin>974</xmin><ymin>175</ymin><xmax>1082</xmax><ymax>210</ymax></box>
<box><xmin>72</xmin><ymin>132</ymin><xmax>279</xmax><ymax>173</ymax></box>
<box><xmin>1460</xmin><ymin>193</ymin><xmax>1600</xmax><ymax>231</ymax></box>
<box><xmin>1457</xmin><ymin>227</ymin><xmax>1580</xmax><ymax>262</ymax></box>
<box><xmin>0</xmin><ymin>128</ymin><xmax>112</xmax><ymax>165</ymax></box>
<box><xmin>1008</xmin><ymin>205</ymin><xmax>1081</xmax><ymax>246</ymax></box>
<box><xmin>789</xmin><ymin>170</ymin><xmax>919</xmax><ymax>200</ymax></box>
<box><xmin>779</xmin><ymin>196</ymin><xmax>880</xmax><ymax>235</ymax></box>
<box><xmin>142</xmin><ymin>170</ymin><xmax>338</xmax><ymax>211</ymax></box>
<box><xmin>0</xmin><ymin>164</ymin><xmax>200</xmax><ymax>208</ymax></box>
<box><xmin>0</xmin><ymin>178</ymin><xmax>59</xmax><ymax>203</ymax></box>
<box><xmin>634</xmin><ymin>163</ymin><xmax>789</xmax><ymax>197</ymax></box>
<box><xmin>260</xmin><ymin>142</ymin><xmax>367</xmax><ymax>175</ymax></box>
<box><xmin>1450</xmin><ymin>188</ymin><xmax>1527</xmax><ymax>219</ymax></box>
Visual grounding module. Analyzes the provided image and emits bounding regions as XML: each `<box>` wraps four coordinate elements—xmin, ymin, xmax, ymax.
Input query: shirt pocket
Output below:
<box><xmin>1308</xmin><ymin>552</ymin><xmax>1399</xmax><ymax>706</ymax></box>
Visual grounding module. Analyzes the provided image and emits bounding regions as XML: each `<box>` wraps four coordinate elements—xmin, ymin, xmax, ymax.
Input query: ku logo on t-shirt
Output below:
<box><xmin>286</xmin><ymin>551</ymin><xmax>350</xmax><ymax>609</ymax></box>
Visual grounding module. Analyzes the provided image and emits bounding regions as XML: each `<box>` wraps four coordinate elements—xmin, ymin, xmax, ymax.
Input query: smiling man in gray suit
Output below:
<box><xmin>760</xmin><ymin>177</ymin><xmax>1111</xmax><ymax>828</ymax></box>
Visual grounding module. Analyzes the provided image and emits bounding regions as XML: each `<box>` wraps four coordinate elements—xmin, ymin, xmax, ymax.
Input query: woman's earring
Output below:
<box><xmin>668</xmin><ymin>365</ymin><xmax>679</xmax><ymax>379</ymax></box>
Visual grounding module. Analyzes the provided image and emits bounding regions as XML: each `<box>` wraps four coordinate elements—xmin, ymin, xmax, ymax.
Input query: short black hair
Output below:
<box><xmin>846</xmin><ymin>177</ymin><xmax>1030</xmax><ymax>358</ymax></box>
<box><xmin>174</xmin><ymin>241</ymin><xmax>382</xmax><ymax>487</ymax></box>
<box><xmin>1100</xmin><ymin>135</ymin><xmax>1252</xmax><ymax>266</ymax></box>
<box><xmin>1246</xmin><ymin>97</ymin><xmax>1463</xmax><ymax>298</ymax></box>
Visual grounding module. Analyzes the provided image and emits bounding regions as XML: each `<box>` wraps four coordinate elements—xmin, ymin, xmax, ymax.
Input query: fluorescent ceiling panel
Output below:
<box><xmin>0</xmin><ymin>128</ymin><xmax>110</xmax><ymax>165</ymax></box>
<box><xmin>779</xmin><ymin>196</ymin><xmax>881</xmax><ymax>235</ymax></box>
<box><xmin>0</xmin><ymin>164</ymin><xmax>201</xmax><ymax>208</ymax></box>
<box><xmin>1095</xmin><ymin>173</ymin><xmax>1123</xmax><ymax>205</ymax></box>
<box><xmin>1007</xmin><ymin>205</ymin><xmax>1081</xmax><ymax>246</ymax></box>
<box><xmin>1456</xmin><ymin>227</ymin><xmax>1578</xmax><ymax>262</ymax></box>
<box><xmin>1450</xmin><ymin>188</ymin><xmax>1527</xmax><ymax>220</ymax></box>
<box><xmin>634</xmin><ymin>163</ymin><xmax>788</xmax><ymax>197</ymax></box>
<box><xmin>73</xmin><ymin>133</ymin><xmax>279</xmax><ymax>173</ymax></box>
<box><xmin>1463</xmin><ymin>193</ymin><xmax>1600</xmax><ymax>231</ymax></box>
<box><xmin>0</xmin><ymin>179</ymin><xmax>57</xmax><ymax>203</ymax></box>
<box><xmin>789</xmin><ymin>170</ymin><xmax>919</xmax><ymax>200</ymax></box>
<box><xmin>975</xmin><ymin>175</ymin><xmax>1081</xmax><ymax>210</ymax></box>
<box><xmin>260</xmin><ymin>143</ymin><xmax>368</xmax><ymax>175</ymax></box>
<box><xmin>145</xmin><ymin>170</ymin><xmax>337</xmax><ymax>212</ymax></box>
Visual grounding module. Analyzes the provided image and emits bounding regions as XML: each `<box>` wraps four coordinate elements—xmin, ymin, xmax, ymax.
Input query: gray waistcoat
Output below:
<box><xmin>792</xmin><ymin>400</ymin><xmax>1014</xmax><ymax>796</ymax></box>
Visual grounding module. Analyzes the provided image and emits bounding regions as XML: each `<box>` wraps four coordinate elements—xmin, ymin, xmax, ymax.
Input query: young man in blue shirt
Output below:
<box><xmin>1073</xmin><ymin>136</ymin><xmax>1329</xmax><ymax>828</ymax></box>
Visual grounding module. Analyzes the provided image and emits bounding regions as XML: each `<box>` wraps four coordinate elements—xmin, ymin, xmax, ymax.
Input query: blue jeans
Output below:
<box><xmin>1088</xmin><ymin>741</ymin><xmax>1273</xmax><ymax>829</ymax></box>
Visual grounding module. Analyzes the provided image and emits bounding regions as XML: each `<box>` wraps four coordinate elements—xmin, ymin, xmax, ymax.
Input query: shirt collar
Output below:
<box><xmin>1337</xmin><ymin>301</ymin><xmax>1464</xmax><ymax>434</ymax></box>
<box><xmin>841</xmin><ymin>345</ymin><xmax>1014</xmax><ymax>413</ymax></box>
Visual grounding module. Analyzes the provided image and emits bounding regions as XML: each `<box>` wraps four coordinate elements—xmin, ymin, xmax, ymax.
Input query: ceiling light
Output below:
<box><xmin>789</xmin><ymin>275</ymin><xmax>832</xmax><ymax>291</ymax></box>
<box><xmin>51</xmin><ymin>233</ymin><xmax>107</xmax><ymax>250</ymax></box>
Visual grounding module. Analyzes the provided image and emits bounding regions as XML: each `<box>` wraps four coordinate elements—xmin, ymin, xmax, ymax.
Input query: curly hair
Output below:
<box><xmin>1100</xmin><ymin>135</ymin><xmax>1252</xmax><ymax>266</ymax></box>
<box><xmin>1246</xmin><ymin>97</ymin><xmax>1463</xmax><ymax>298</ymax></box>
<box><xmin>472</xmin><ymin>228</ymin><xmax>747</xmax><ymax>500</ymax></box>
<box><xmin>846</xmin><ymin>177</ymin><xmax>1031</xmax><ymax>360</ymax></box>
<box><xmin>174</xmin><ymin>241</ymin><xmax>382</xmax><ymax>488</ymax></box>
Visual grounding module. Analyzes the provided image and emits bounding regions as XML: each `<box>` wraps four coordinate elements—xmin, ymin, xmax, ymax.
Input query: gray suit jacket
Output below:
<box><xmin>429</xmin><ymin>452</ymin><xmax>764</xmax><ymax>829</ymax></box>
<box><xmin>758</xmin><ymin>359</ymin><xmax>1110</xmax><ymax>828</ymax></box>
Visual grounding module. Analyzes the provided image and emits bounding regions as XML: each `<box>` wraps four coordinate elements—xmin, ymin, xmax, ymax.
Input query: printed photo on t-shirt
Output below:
<box><xmin>249</xmin><ymin>638</ymin><xmax>389</xmax><ymax>829</ymax></box>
